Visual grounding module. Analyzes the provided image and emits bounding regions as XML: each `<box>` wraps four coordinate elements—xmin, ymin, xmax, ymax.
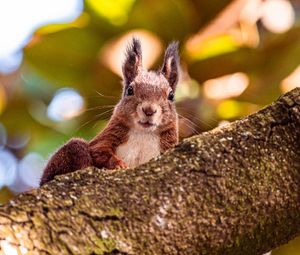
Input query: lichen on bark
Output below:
<box><xmin>0</xmin><ymin>88</ymin><xmax>299</xmax><ymax>255</ymax></box>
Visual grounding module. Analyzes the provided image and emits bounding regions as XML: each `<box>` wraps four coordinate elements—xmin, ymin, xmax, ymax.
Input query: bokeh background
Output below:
<box><xmin>0</xmin><ymin>0</ymin><xmax>299</xmax><ymax>254</ymax></box>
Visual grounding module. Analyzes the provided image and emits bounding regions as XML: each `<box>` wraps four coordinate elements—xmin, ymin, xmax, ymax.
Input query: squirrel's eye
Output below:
<box><xmin>126</xmin><ymin>86</ymin><xmax>134</xmax><ymax>96</ymax></box>
<box><xmin>168</xmin><ymin>90</ymin><xmax>175</xmax><ymax>101</ymax></box>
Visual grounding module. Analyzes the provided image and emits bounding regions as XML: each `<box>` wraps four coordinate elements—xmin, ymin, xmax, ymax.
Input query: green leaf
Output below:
<box><xmin>24</xmin><ymin>27</ymin><xmax>102</xmax><ymax>88</ymax></box>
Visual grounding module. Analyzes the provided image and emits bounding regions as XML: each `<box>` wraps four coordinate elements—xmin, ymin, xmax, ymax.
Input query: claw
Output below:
<box><xmin>108</xmin><ymin>156</ymin><xmax>127</xmax><ymax>169</ymax></box>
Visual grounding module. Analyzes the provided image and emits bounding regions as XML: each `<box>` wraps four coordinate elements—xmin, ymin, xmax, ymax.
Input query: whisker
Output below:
<box><xmin>76</xmin><ymin>108</ymin><xmax>114</xmax><ymax>132</ymax></box>
<box><xmin>94</xmin><ymin>108</ymin><xmax>114</xmax><ymax>119</ymax></box>
<box><xmin>95</xmin><ymin>90</ymin><xmax>118</xmax><ymax>99</ymax></box>
<box><xmin>92</xmin><ymin>116</ymin><xmax>111</xmax><ymax>129</ymax></box>
<box><xmin>83</xmin><ymin>105</ymin><xmax>115</xmax><ymax>113</ymax></box>
<box><xmin>180</xmin><ymin>121</ymin><xmax>201</xmax><ymax>136</ymax></box>
<box><xmin>178</xmin><ymin>113</ymin><xmax>199</xmax><ymax>128</ymax></box>
<box><xmin>178</xmin><ymin>114</ymin><xmax>203</xmax><ymax>135</ymax></box>
<box><xmin>178</xmin><ymin>113</ymin><xmax>201</xmax><ymax>135</ymax></box>
<box><xmin>177</xmin><ymin>110</ymin><xmax>214</xmax><ymax>129</ymax></box>
<box><xmin>82</xmin><ymin>90</ymin><xmax>120</xmax><ymax>100</ymax></box>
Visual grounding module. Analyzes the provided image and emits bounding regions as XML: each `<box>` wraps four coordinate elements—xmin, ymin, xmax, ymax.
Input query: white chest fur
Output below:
<box><xmin>116</xmin><ymin>129</ymin><xmax>161</xmax><ymax>168</ymax></box>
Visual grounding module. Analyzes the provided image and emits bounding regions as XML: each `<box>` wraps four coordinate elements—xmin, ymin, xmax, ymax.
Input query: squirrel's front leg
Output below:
<box><xmin>89</xmin><ymin>120</ymin><xmax>129</xmax><ymax>170</ymax></box>
<box><xmin>89</xmin><ymin>147</ymin><xmax>127</xmax><ymax>169</ymax></box>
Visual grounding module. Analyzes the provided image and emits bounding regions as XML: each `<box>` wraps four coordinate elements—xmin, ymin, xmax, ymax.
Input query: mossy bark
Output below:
<box><xmin>0</xmin><ymin>89</ymin><xmax>299</xmax><ymax>255</ymax></box>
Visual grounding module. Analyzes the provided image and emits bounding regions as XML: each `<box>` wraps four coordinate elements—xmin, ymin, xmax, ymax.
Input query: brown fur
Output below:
<box><xmin>89</xmin><ymin>116</ymin><xmax>129</xmax><ymax>169</ymax></box>
<box><xmin>160</xmin><ymin>122</ymin><xmax>179</xmax><ymax>152</ymax></box>
<box><xmin>40</xmin><ymin>138</ymin><xmax>92</xmax><ymax>186</ymax></box>
<box><xmin>40</xmin><ymin>38</ymin><xmax>180</xmax><ymax>186</ymax></box>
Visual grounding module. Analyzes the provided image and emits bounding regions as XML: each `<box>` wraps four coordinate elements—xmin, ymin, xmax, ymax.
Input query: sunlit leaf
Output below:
<box><xmin>217</xmin><ymin>99</ymin><xmax>259</xmax><ymax>119</ymax></box>
<box><xmin>36</xmin><ymin>12</ymin><xmax>91</xmax><ymax>35</ymax></box>
<box><xmin>187</xmin><ymin>34</ymin><xmax>240</xmax><ymax>61</ymax></box>
<box><xmin>86</xmin><ymin>0</ymin><xmax>135</xmax><ymax>26</ymax></box>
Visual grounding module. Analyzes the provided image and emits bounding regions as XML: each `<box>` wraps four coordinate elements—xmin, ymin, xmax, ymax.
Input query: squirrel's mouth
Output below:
<box><xmin>138</xmin><ymin>120</ymin><xmax>156</xmax><ymax>128</ymax></box>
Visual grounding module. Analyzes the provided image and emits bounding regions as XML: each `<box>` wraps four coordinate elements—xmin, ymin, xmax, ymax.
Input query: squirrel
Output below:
<box><xmin>40</xmin><ymin>38</ymin><xmax>180</xmax><ymax>186</ymax></box>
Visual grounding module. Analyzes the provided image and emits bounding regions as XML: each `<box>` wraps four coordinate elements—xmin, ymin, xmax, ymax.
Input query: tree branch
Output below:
<box><xmin>0</xmin><ymin>89</ymin><xmax>299</xmax><ymax>255</ymax></box>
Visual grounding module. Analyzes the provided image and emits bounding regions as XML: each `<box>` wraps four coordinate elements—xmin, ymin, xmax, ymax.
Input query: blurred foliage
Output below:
<box><xmin>272</xmin><ymin>237</ymin><xmax>300</xmax><ymax>255</ymax></box>
<box><xmin>0</xmin><ymin>187</ymin><xmax>13</xmax><ymax>204</ymax></box>
<box><xmin>0</xmin><ymin>0</ymin><xmax>300</xmax><ymax>254</ymax></box>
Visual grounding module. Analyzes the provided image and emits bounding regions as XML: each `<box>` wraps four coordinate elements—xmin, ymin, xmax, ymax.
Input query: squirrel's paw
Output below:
<box><xmin>108</xmin><ymin>156</ymin><xmax>127</xmax><ymax>169</ymax></box>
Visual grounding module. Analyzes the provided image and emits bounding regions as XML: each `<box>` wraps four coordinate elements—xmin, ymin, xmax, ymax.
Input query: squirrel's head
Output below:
<box><xmin>115</xmin><ymin>38</ymin><xmax>179</xmax><ymax>132</ymax></box>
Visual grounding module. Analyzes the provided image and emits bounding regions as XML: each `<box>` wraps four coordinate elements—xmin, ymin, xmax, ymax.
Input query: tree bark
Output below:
<box><xmin>0</xmin><ymin>89</ymin><xmax>299</xmax><ymax>255</ymax></box>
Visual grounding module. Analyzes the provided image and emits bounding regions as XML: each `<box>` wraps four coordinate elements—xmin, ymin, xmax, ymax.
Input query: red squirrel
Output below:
<box><xmin>40</xmin><ymin>38</ymin><xmax>179</xmax><ymax>186</ymax></box>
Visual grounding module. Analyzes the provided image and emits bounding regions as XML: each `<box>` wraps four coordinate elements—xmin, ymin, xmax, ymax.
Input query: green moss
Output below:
<box><xmin>88</xmin><ymin>237</ymin><xmax>117</xmax><ymax>255</ymax></box>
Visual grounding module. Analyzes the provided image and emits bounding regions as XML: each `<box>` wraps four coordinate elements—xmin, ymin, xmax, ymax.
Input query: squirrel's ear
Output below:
<box><xmin>122</xmin><ymin>37</ymin><xmax>142</xmax><ymax>86</ymax></box>
<box><xmin>161</xmin><ymin>42</ymin><xmax>179</xmax><ymax>91</ymax></box>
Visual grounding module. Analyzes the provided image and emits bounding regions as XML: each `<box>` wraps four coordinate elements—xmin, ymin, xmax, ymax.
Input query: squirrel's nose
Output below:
<box><xmin>142</xmin><ymin>107</ymin><xmax>157</xmax><ymax>117</ymax></box>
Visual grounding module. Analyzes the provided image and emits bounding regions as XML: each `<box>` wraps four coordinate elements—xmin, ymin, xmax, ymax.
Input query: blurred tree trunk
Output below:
<box><xmin>0</xmin><ymin>89</ymin><xmax>299</xmax><ymax>255</ymax></box>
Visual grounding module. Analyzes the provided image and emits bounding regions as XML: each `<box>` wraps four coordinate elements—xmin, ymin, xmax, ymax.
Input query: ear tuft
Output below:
<box><xmin>161</xmin><ymin>41</ymin><xmax>180</xmax><ymax>90</ymax></box>
<box><xmin>122</xmin><ymin>37</ymin><xmax>142</xmax><ymax>86</ymax></box>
